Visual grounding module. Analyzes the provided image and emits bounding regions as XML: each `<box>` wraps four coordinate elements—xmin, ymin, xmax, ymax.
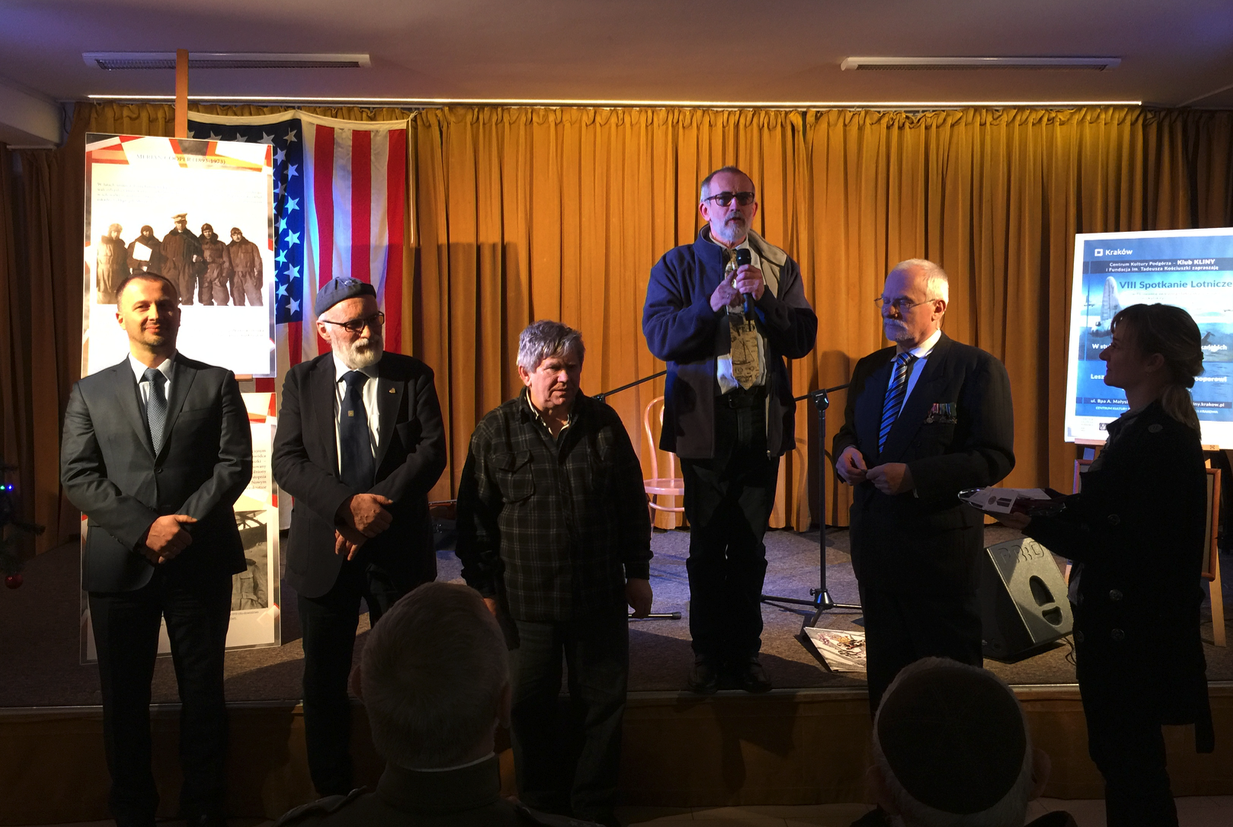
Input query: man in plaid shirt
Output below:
<box><xmin>457</xmin><ymin>320</ymin><xmax>653</xmax><ymax>827</ymax></box>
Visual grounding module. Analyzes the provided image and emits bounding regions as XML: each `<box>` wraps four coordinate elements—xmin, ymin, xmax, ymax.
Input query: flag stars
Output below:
<box><xmin>285</xmin><ymin>196</ymin><xmax>300</xmax><ymax>213</ymax></box>
<box><xmin>287</xmin><ymin>164</ymin><xmax>299</xmax><ymax>178</ymax></box>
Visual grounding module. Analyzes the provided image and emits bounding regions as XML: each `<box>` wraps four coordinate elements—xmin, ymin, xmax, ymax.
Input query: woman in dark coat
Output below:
<box><xmin>1001</xmin><ymin>303</ymin><xmax>1213</xmax><ymax>827</ymax></box>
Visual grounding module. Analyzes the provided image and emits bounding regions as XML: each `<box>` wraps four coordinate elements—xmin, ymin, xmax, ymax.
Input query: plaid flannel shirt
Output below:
<box><xmin>456</xmin><ymin>391</ymin><xmax>652</xmax><ymax>622</ymax></box>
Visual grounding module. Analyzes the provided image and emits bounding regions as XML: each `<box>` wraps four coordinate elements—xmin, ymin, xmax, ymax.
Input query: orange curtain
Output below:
<box><xmin>802</xmin><ymin>107</ymin><xmax>1233</xmax><ymax>525</ymax></box>
<box><xmin>9</xmin><ymin>102</ymin><xmax>1233</xmax><ymax>565</ymax></box>
<box><xmin>409</xmin><ymin>107</ymin><xmax>808</xmax><ymax>524</ymax></box>
<box><xmin>1</xmin><ymin>112</ymin><xmax>91</xmax><ymax>558</ymax></box>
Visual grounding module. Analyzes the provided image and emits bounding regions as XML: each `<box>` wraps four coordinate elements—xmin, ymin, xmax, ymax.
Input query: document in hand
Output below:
<box><xmin>958</xmin><ymin>487</ymin><xmax>1066</xmax><ymax>516</ymax></box>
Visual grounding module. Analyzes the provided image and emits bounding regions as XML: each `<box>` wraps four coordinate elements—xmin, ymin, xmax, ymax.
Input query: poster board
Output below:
<box><xmin>83</xmin><ymin>133</ymin><xmax>276</xmax><ymax>378</ymax></box>
<box><xmin>1064</xmin><ymin>228</ymin><xmax>1233</xmax><ymax>447</ymax></box>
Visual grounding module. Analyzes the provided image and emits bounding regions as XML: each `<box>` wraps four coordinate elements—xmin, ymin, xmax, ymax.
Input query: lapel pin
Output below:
<box><xmin>388</xmin><ymin>388</ymin><xmax>396</xmax><ymax>393</ymax></box>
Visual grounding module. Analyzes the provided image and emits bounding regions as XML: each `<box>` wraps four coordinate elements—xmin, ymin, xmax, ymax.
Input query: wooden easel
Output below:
<box><xmin>1203</xmin><ymin>459</ymin><xmax>1225</xmax><ymax>647</ymax></box>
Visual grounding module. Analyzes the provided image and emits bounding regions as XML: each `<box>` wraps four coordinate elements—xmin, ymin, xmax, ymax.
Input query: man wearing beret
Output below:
<box><xmin>272</xmin><ymin>277</ymin><xmax>448</xmax><ymax>796</ymax></box>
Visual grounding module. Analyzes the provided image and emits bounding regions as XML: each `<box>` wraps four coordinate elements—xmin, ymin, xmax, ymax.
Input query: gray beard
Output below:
<box><xmin>337</xmin><ymin>335</ymin><xmax>383</xmax><ymax>369</ymax></box>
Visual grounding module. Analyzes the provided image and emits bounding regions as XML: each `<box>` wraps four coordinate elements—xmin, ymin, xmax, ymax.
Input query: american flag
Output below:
<box><xmin>188</xmin><ymin>111</ymin><xmax>409</xmax><ymax>390</ymax></box>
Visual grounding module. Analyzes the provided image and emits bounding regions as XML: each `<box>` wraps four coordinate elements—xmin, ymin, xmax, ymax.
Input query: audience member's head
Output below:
<box><xmin>871</xmin><ymin>658</ymin><xmax>1050</xmax><ymax>827</ymax></box>
<box><xmin>356</xmin><ymin>582</ymin><xmax>510</xmax><ymax>770</ymax></box>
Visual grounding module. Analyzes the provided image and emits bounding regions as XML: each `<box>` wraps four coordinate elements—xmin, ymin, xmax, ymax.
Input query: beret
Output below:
<box><xmin>314</xmin><ymin>277</ymin><xmax>376</xmax><ymax>317</ymax></box>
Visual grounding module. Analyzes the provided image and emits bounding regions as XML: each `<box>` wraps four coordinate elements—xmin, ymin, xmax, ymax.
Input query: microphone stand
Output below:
<box><xmin>593</xmin><ymin>370</ymin><xmax>665</xmax><ymax>404</ymax></box>
<box><xmin>759</xmin><ymin>384</ymin><xmax>861</xmax><ymax>637</ymax></box>
<box><xmin>597</xmin><ymin>369</ymin><xmax>681</xmax><ymax>621</ymax></box>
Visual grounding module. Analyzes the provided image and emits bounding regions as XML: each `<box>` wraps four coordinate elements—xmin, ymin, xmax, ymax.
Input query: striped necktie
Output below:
<box><xmin>878</xmin><ymin>352</ymin><xmax>917</xmax><ymax>451</ymax></box>
<box><xmin>143</xmin><ymin>367</ymin><xmax>168</xmax><ymax>453</ymax></box>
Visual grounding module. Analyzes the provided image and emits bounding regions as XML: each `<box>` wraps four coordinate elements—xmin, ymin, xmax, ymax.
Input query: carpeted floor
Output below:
<box><xmin>2</xmin><ymin>528</ymin><xmax>1230</xmax><ymax>706</ymax></box>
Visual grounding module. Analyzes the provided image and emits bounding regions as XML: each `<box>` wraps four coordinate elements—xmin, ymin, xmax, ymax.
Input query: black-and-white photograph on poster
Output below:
<box><xmin>224</xmin><ymin>393</ymin><xmax>281</xmax><ymax>649</ymax></box>
<box><xmin>83</xmin><ymin>133</ymin><xmax>276</xmax><ymax>378</ymax></box>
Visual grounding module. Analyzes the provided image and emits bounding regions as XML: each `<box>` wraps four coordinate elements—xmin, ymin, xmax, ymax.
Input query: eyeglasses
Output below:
<box><xmin>702</xmin><ymin>191</ymin><xmax>756</xmax><ymax>207</ymax></box>
<box><xmin>320</xmin><ymin>311</ymin><xmax>384</xmax><ymax>334</ymax></box>
<box><xmin>874</xmin><ymin>297</ymin><xmax>936</xmax><ymax>313</ymax></box>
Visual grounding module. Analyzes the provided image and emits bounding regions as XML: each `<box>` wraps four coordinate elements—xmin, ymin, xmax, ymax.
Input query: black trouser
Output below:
<box><xmin>509</xmin><ymin>612</ymin><xmax>629</xmax><ymax>822</ymax></box>
<box><xmin>857</xmin><ymin>581</ymin><xmax>984</xmax><ymax>714</ymax></box>
<box><xmin>681</xmin><ymin>391</ymin><xmax>779</xmax><ymax>664</ymax></box>
<box><xmin>1077</xmin><ymin>629</ymin><xmax>1178</xmax><ymax>827</ymax></box>
<box><xmin>297</xmin><ymin>557</ymin><xmax>406</xmax><ymax>796</ymax></box>
<box><xmin>89</xmin><ymin>566</ymin><xmax>233</xmax><ymax>826</ymax></box>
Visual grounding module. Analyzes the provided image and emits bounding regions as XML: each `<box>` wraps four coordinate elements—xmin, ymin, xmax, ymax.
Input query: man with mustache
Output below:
<box><xmin>643</xmin><ymin>166</ymin><xmax>817</xmax><ymax>694</ymax></box>
<box><xmin>457</xmin><ymin>320</ymin><xmax>652</xmax><ymax>827</ymax></box>
<box><xmin>162</xmin><ymin>213</ymin><xmax>204</xmax><ymax>306</ymax></box>
<box><xmin>272</xmin><ymin>277</ymin><xmax>447</xmax><ymax>797</ymax></box>
<box><xmin>833</xmin><ymin>259</ymin><xmax>1014</xmax><ymax>827</ymax></box>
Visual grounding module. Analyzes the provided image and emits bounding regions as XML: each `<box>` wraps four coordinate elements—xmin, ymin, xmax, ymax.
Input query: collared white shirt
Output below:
<box><xmin>888</xmin><ymin>327</ymin><xmax>943</xmax><ymax>417</ymax></box>
<box><xmin>332</xmin><ymin>353</ymin><xmax>381</xmax><ymax>475</ymax></box>
<box><xmin>129</xmin><ymin>351</ymin><xmax>175</xmax><ymax>413</ymax></box>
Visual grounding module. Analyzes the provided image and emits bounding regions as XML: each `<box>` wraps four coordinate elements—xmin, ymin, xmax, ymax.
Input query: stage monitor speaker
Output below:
<box><xmin>979</xmin><ymin>537</ymin><xmax>1073</xmax><ymax>660</ymax></box>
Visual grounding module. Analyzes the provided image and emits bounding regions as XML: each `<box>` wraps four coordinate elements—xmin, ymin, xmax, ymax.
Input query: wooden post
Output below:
<box><xmin>1206</xmin><ymin>465</ymin><xmax>1226</xmax><ymax>647</ymax></box>
<box><xmin>175</xmin><ymin>48</ymin><xmax>188</xmax><ymax>139</ymax></box>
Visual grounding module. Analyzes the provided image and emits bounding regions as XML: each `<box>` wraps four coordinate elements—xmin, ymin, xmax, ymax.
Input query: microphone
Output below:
<box><xmin>735</xmin><ymin>248</ymin><xmax>753</xmax><ymax>315</ymax></box>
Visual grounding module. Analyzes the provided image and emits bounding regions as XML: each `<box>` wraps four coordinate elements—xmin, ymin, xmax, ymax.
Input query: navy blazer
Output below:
<box><xmin>272</xmin><ymin>351</ymin><xmax>447</xmax><ymax>599</ymax></box>
<box><xmin>833</xmin><ymin>333</ymin><xmax>1015</xmax><ymax>593</ymax></box>
<box><xmin>61</xmin><ymin>353</ymin><xmax>252</xmax><ymax>593</ymax></box>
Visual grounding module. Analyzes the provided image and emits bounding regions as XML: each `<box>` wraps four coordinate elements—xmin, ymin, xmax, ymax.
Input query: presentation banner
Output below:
<box><xmin>79</xmin><ymin>394</ymin><xmax>282</xmax><ymax>663</ymax></box>
<box><xmin>83</xmin><ymin>133</ymin><xmax>275</xmax><ymax>378</ymax></box>
<box><xmin>1065</xmin><ymin>228</ymin><xmax>1233</xmax><ymax>448</ymax></box>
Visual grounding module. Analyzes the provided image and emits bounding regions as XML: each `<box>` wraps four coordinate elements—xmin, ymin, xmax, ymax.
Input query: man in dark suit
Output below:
<box><xmin>272</xmin><ymin>277</ymin><xmax>447</xmax><ymax>797</ymax></box>
<box><xmin>61</xmin><ymin>272</ymin><xmax>253</xmax><ymax>827</ymax></box>
<box><xmin>834</xmin><ymin>259</ymin><xmax>1015</xmax><ymax>714</ymax></box>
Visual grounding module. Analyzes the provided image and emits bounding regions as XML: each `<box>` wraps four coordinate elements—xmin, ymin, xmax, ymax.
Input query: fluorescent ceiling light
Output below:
<box><xmin>841</xmin><ymin>56</ymin><xmax>1120</xmax><ymax>71</ymax></box>
<box><xmin>83</xmin><ymin>52</ymin><xmax>371</xmax><ymax>70</ymax></box>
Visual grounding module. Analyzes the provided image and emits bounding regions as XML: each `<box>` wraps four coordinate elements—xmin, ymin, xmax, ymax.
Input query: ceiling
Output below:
<box><xmin>3</xmin><ymin>0</ymin><xmax>1233</xmax><ymax>146</ymax></box>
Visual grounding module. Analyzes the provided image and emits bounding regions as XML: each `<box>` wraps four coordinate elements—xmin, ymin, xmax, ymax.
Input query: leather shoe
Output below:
<box><xmin>733</xmin><ymin>657</ymin><xmax>772</xmax><ymax>693</ymax></box>
<box><xmin>687</xmin><ymin>657</ymin><xmax>720</xmax><ymax>695</ymax></box>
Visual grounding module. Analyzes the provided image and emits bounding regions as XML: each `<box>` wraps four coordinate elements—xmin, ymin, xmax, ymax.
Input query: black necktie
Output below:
<box><xmin>143</xmin><ymin>367</ymin><xmax>168</xmax><ymax>453</ymax></box>
<box><xmin>340</xmin><ymin>370</ymin><xmax>375</xmax><ymax>490</ymax></box>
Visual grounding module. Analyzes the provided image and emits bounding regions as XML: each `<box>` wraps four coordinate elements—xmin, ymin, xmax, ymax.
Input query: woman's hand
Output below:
<box><xmin>997</xmin><ymin>512</ymin><xmax>1032</xmax><ymax>531</ymax></box>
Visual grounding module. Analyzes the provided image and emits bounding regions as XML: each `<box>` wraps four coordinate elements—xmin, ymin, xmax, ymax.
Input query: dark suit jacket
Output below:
<box><xmin>833</xmin><ymin>333</ymin><xmax>1015</xmax><ymax>594</ymax></box>
<box><xmin>272</xmin><ymin>352</ymin><xmax>447</xmax><ymax>599</ymax></box>
<box><xmin>61</xmin><ymin>353</ymin><xmax>252</xmax><ymax>593</ymax></box>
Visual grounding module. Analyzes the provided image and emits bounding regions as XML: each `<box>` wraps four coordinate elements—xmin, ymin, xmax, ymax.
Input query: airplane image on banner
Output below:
<box><xmin>1089</xmin><ymin>276</ymin><xmax>1122</xmax><ymax>339</ymax></box>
